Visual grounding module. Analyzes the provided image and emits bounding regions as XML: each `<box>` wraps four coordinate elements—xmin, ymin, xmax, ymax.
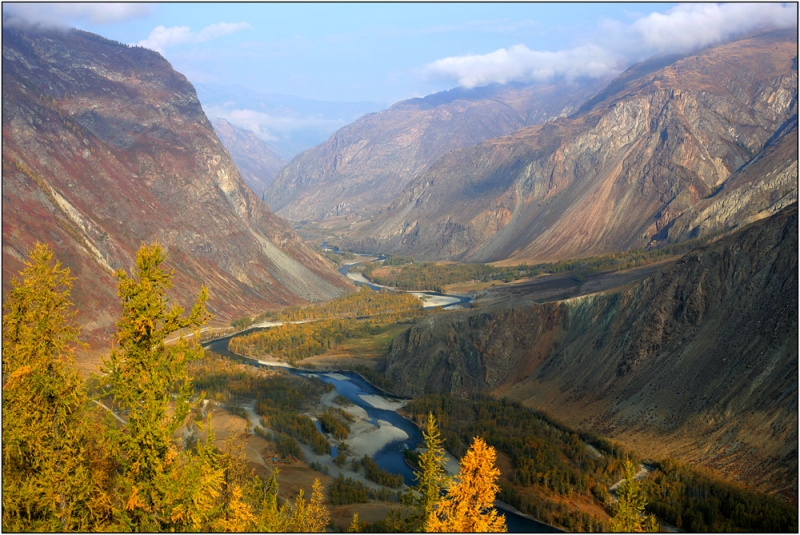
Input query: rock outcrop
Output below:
<box><xmin>345</xmin><ymin>30</ymin><xmax>797</xmax><ymax>263</ymax></box>
<box><xmin>384</xmin><ymin>204</ymin><xmax>797</xmax><ymax>498</ymax></box>
<box><xmin>264</xmin><ymin>78</ymin><xmax>611</xmax><ymax>222</ymax></box>
<box><xmin>211</xmin><ymin>118</ymin><xmax>287</xmax><ymax>198</ymax></box>
<box><xmin>2</xmin><ymin>26</ymin><xmax>351</xmax><ymax>370</ymax></box>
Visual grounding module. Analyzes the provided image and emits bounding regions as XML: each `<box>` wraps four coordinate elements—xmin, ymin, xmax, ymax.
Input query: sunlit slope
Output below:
<box><xmin>2</xmin><ymin>26</ymin><xmax>351</xmax><ymax>369</ymax></box>
<box><xmin>346</xmin><ymin>30</ymin><xmax>797</xmax><ymax>263</ymax></box>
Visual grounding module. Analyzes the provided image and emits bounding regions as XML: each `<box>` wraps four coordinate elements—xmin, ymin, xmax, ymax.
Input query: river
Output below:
<box><xmin>337</xmin><ymin>260</ymin><xmax>472</xmax><ymax>310</ymax></box>
<box><xmin>202</xmin><ymin>331</ymin><xmax>558</xmax><ymax>532</ymax></box>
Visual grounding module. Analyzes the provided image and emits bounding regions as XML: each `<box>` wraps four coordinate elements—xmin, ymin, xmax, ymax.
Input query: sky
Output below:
<box><xmin>3</xmin><ymin>2</ymin><xmax>797</xmax><ymax>149</ymax></box>
<box><xmin>5</xmin><ymin>2</ymin><xmax>797</xmax><ymax>104</ymax></box>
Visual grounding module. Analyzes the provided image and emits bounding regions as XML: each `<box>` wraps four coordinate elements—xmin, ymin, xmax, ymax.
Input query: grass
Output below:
<box><xmin>295</xmin><ymin>322</ymin><xmax>411</xmax><ymax>370</ymax></box>
<box><xmin>330</xmin><ymin>323</ymin><xmax>409</xmax><ymax>358</ymax></box>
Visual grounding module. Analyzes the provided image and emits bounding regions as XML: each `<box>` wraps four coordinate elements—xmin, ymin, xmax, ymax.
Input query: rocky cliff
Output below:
<box><xmin>263</xmin><ymin>78</ymin><xmax>610</xmax><ymax>223</ymax></box>
<box><xmin>2</xmin><ymin>26</ymin><xmax>351</xmax><ymax>371</ymax></box>
<box><xmin>211</xmin><ymin>118</ymin><xmax>287</xmax><ymax>198</ymax></box>
<box><xmin>346</xmin><ymin>30</ymin><xmax>797</xmax><ymax>263</ymax></box>
<box><xmin>384</xmin><ymin>204</ymin><xmax>797</xmax><ymax>498</ymax></box>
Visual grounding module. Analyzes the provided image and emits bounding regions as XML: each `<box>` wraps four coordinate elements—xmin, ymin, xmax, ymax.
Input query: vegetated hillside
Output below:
<box><xmin>211</xmin><ymin>118</ymin><xmax>287</xmax><ymax>198</ymax></box>
<box><xmin>384</xmin><ymin>204</ymin><xmax>798</xmax><ymax>499</ymax></box>
<box><xmin>345</xmin><ymin>30</ymin><xmax>797</xmax><ymax>263</ymax></box>
<box><xmin>2</xmin><ymin>26</ymin><xmax>351</xmax><ymax>371</ymax></box>
<box><xmin>263</xmin><ymin>78</ymin><xmax>611</xmax><ymax>223</ymax></box>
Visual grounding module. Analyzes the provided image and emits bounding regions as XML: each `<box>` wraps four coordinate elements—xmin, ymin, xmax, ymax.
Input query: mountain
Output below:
<box><xmin>343</xmin><ymin>30</ymin><xmax>797</xmax><ymax>262</ymax></box>
<box><xmin>263</xmin><ymin>77</ymin><xmax>612</xmax><ymax>223</ymax></box>
<box><xmin>384</xmin><ymin>204</ymin><xmax>798</xmax><ymax>498</ymax></box>
<box><xmin>2</xmin><ymin>26</ymin><xmax>351</xmax><ymax>371</ymax></box>
<box><xmin>211</xmin><ymin>118</ymin><xmax>287</xmax><ymax>198</ymax></box>
<box><xmin>195</xmin><ymin>82</ymin><xmax>384</xmax><ymax>159</ymax></box>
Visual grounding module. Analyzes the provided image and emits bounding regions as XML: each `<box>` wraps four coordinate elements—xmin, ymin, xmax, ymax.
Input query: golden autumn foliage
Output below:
<box><xmin>611</xmin><ymin>458</ymin><xmax>659</xmax><ymax>533</ymax></box>
<box><xmin>427</xmin><ymin>437</ymin><xmax>507</xmax><ymax>533</ymax></box>
<box><xmin>1</xmin><ymin>243</ymin><xmax>106</xmax><ymax>531</ymax></box>
<box><xmin>2</xmin><ymin>243</ymin><xmax>332</xmax><ymax>532</ymax></box>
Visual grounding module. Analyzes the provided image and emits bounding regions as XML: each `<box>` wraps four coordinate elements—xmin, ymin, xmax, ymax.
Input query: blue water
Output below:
<box><xmin>202</xmin><ymin>331</ymin><xmax>557</xmax><ymax>532</ymax></box>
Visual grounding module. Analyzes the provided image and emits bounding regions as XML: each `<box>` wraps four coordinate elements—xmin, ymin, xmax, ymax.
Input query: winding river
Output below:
<box><xmin>337</xmin><ymin>260</ymin><xmax>473</xmax><ymax>310</ymax></box>
<box><xmin>202</xmin><ymin>331</ymin><xmax>558</xmax><ymax>532</ymax></box>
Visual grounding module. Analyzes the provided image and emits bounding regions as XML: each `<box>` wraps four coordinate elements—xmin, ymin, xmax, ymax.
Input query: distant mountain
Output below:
<box><xmin>195</xmin><ymin>83</ymin><xmax>384</xmax><ymax>159</ymax></box>
<box><xmin>385</xmin><ymin>204</ymin><xmax>798</xmax><ymax>498</ymax></box>
<box><xmin>344</xmin><ymin>30</ymin><xmax>797</xmax><ymax>262</ymax></box>
<box><xmin>211</xmin><ymin>118</ymin><xmax>287</xmax><ymax>198</ymax></box>
<box><xmin>2</xmin><ymin>26</ymin><xmax>351</xmax><ymax>371</ymax></box>
<box><xmin>263</xmin><ymin>77</ymin><xmax>612</xmax><ymax>222</ymax></box>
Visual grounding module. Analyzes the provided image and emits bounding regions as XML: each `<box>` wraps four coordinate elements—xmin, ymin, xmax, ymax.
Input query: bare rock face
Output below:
<box><xmin>385</xmin><ymin>204</ymin><xmax>797</xmax><ymax>499</ymax></box>
<box><xmin>211</xmin><ymin>118</ymin><xmax>287</xmax><ymax>198</ymax></box>
<box><xmin>346</xmin><ymin>30</ymin><xmax>797</xmax><ymax>263</ymax></box>
<box><xmin>263</xmin><ymin>78</ymin><xmax>611</xmax><ymax>223</ymax></box>
<box><xmin>2</xmin><ymin>26</ymin><xmax>350</xmax><ymax>370</ymax></box>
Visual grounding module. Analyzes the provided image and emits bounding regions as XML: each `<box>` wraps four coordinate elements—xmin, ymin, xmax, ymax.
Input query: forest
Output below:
<box><xmin>255</xmin><ymin>285</ymin><xmax>423</xmax><ymax>323</ymax></box>
<box><xmin>228</xmin><ymin>318</ymin><xmax>382</xmax><ymax>363</ymax></box>
<box><xmin>407</xmin><ymin>394</ymin><xmax>797</xmax><ymax>532</ymax></box>
<box><xmin>2</xmin><ymin>243</ymin><xmax>330</xmax><ymax>532</ymax></box>
<box><xmin>361</xmin><ymin>236</ymin><xmax>713</xmax><ymax>292</ymax></box>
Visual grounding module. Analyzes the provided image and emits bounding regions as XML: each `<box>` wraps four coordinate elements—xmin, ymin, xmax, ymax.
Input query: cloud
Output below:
<box><xmin>3</xmin><ymin>3</ymin><xmax>153</xmax><ymax>28</ymax></box>
<box><xmin>136</xmin><ymin>21</ymin><xmax>251</xmax><ymax>54</ymax></box>
<box><xmin>202</xmin><ymin>105</ymin><xmax>347</xmax><ymax>142</ymax></box>
<box><xmin>424</xmin><ymin>3</ymin><xmax>798</xmax><ymax>88</ymax></box>
<box><xmin>195</xmin><ymin>22</ymin><xmax>251</xmax><ymax>43</ymax></box>
<box><xmin>424</xmin><ymin>43</ymin><xmax>620</xmax><ymax>88</ymax></box>
<box><xmin>629</xmin><ymin>3</ymin><xmax>796</xmax><ymax>54</ymax></box>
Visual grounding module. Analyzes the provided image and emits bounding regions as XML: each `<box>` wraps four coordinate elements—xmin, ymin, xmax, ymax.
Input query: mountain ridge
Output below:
<box><xmin>2</xmin><ymin>26</ymin><xmax>351</xmax><ymax>371</ymax></box>
<box><xmin>264</xmin><ymin>76</ymin><xmax>612</xmax><ymax>223</ymax></box>
<box><xmin>343</xmin><ymin>30</ymin><xmax>797</xmax><ymax>263</ymax></box>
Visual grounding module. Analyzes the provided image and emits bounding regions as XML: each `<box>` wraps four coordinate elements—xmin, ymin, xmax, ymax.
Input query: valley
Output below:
<box><xmin>2</xmin><ymin>9</ymin><xmax>796</xmax><ymax>534</ymax></box>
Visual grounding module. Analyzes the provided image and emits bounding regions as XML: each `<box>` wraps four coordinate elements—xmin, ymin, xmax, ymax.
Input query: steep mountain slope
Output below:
<box><xmin>346</xmin><ymin>30</ymin><xmax>797</xmax><ymax>262</ymax></box>
<box><xmin>384</xmin><ymin>204</ymin><xmax>798</xmax><ymax>498</ymax></box>
<box><xmin>264</xmin><ymin>78</ymin><xmax>610</xmax><ymax>222</ymax></box>
<box><xmin>211</xmin><ymin>118</ymin><xmax>287</xmax><ymax>198</ymax></box>
<box><xmin>2</xmin><ymin>26</ymin><xmax>350</xmax><ymax>370</ymax></box>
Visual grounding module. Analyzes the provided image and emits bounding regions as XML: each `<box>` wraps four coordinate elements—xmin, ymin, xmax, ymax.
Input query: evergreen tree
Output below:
<box><xmin>101</xmin><ymin>242</ymin><xmax>215</xmax><ymax>530</ymax></box>
<box><xmin>428</xmin><ymin>437</ymin><xmax>507</xmax><ymax>532</ymax></box>
<box><xmin>2</xmin><ymin>243</ymin><xmax>103</xmax><ymax>531</ymax></box>
<box><xmin>611</xmin><ymin>458</ymin><xmax>659</xmax><ymax>532</ymax></box>
<box><xmin>348</xmin><ymin>512</ymin><xmax>361</xmax><ymax>532</ymax></box>
<box><xmin>407</xmin><ymin>413</ymin><xmax>450</xmax><ymax>531</ymax></box>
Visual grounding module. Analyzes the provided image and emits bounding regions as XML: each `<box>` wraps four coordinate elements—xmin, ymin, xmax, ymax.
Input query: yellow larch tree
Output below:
<box><xmin>427</xmin><ymin>437</ymin><xmax>507</xmax><ymax>533</ymax></box>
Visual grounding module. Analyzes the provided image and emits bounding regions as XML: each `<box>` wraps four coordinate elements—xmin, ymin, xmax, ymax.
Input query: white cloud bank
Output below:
<box><xmin>202</xmin><ymin>105</ymin><xmax>347</xmax><ymax>142</ymax></box>
<box><xmin>136</xmin><ymin>22</ymin><xmax>251</xmax><ymax>54</ymax></box>
<box><xmin>424</xmin><ymin>3</ymin><xmax>798</xmax><ymax>88</ymax></box>
<box><xmin>3</xmin><ymin>3</ymin><xmax>153</xmax><ymax>27</ymax></box>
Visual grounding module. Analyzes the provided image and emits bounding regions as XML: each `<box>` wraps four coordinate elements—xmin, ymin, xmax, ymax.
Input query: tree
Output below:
<box><xmin>348</xmin><ymin>512</ymin><xmax>361</xmax><ymax>532</ymax></box>
<box><xmin>611</xmin><ymin>458</ymin><xmax>659</xmax><ymax>532</ymax></box>
<box><xmin>2</xmin><ymin>243</ymin><xmax>103</xmax><ymax>531</ymax></box>
<box><xmin>406</xmin><ymin>413</ymin><xmax>450</xmax><ymax>531</ymax></box>
<box><xmin>101</xmin><ymin>242</ymin><xmax>214</xmax><ymax>530</ymax></box>
<box><xmin>427</xmin><ymin>437</ymin><xmax>507</xmax><ymax>532</ymax></box>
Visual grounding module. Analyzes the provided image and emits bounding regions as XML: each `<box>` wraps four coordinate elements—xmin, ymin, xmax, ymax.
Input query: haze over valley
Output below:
<box><xmin>2</xmin><ymin>3</ymin><xmax>797</xmax><ymax>532</ymax></box>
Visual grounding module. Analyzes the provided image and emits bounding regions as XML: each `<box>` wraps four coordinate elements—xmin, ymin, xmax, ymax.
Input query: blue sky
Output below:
<box><xmin>4</xmin><ymin>3</ymin><xmax>796</xmax><ymax>151</ymax></box>
<box><xmin>5</xmin><ymin>3</ymin><xmax>797</xmax><ymax>105</ymax></box>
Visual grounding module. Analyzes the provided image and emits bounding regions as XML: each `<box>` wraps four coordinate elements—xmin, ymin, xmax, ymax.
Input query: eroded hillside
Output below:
<box><xmin>264</xmin><ymin>78</ymin><xmax>610</xmax><ymax>223</ymax></box>
<box><xmin>2</xmin><ymin>27</ymin><xmax>351</xmax><ymax>370</ymax></box>
<box><xmin>384</xmin><ymin>204</ymin><xmax>798</xmax><ymax>499</ymax></box>
<box><xmin>211</xmin><ymin>118</ymin><xmax>287</xmax><ymax>198</ymax></box>
<box><xmin>346</xmin><ymin>30</ymin><xmax>797</xmax><ymax>263</ymax></box>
